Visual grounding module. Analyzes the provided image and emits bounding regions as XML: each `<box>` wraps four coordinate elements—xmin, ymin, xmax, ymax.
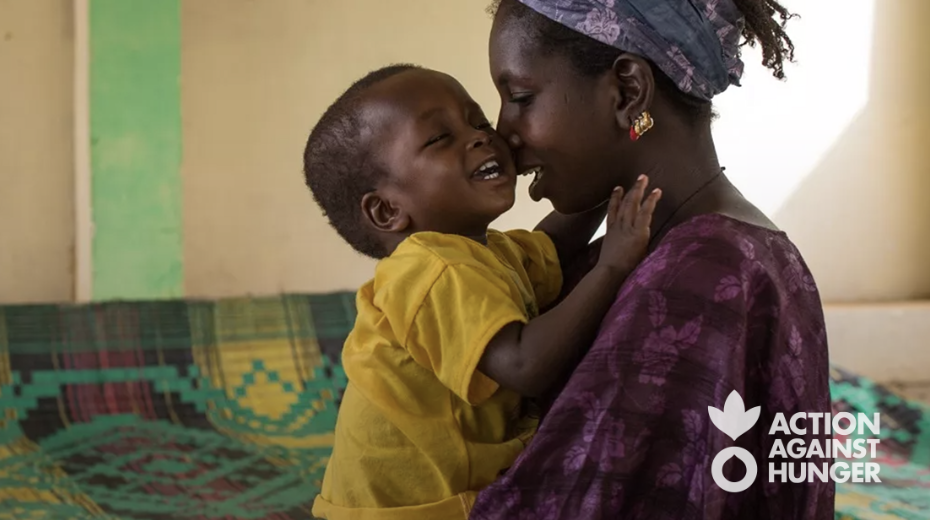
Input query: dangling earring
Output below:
<box><xmin>629</xmin><ymin>111</ymin><xmax>654</xmax><ymax>141</ymax></box>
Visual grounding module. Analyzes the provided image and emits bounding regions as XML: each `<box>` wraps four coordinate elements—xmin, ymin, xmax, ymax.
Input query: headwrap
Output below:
<box><xmin>517</xmin><ymin>0</ymin><xmax>745</xmax><ymax>100</ymax></box>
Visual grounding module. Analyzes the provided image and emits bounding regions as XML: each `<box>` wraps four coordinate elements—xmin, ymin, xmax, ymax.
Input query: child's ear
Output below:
<box><xmin>361</xmin><ymin>191</ymin><xmax>410</xmax><ymax>233</ymax></box>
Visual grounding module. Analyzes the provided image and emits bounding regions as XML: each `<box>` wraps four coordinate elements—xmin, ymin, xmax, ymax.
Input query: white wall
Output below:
<box><xmin>716</xmin><ymin>0</ymin><xmax>930</xmax><ymax>303</ymax></box>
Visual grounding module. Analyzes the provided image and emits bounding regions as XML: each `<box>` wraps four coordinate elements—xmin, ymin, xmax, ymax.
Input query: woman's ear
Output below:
<box><xmin>609</xmin><ymin>53</ymin><xmax>655</xmax><ymax>130</ymax></box>
<box><xmin>361</xmin><ymin>191</ymin><xmax>410</xmax><ymax>233</ymax></box>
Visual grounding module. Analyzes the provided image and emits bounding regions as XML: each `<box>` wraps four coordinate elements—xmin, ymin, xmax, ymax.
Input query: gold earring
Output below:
<box><xmin>630</xmin><ymin>111</ymin><xmax>654</xmax><ymax>141</ymax></box>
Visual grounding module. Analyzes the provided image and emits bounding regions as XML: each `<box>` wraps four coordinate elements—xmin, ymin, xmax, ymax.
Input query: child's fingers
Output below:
<box><xmin>621</xmin><ymin>175</ymin><xmax>648</xmax><ymax>226</ymax></box>
<box><xmin>606</xmin><ymin>186</ymin><xmax>623</xmax><ymax>228</ymax></box>
<box><xmin>636</xmin><ymin>188</ymin><xmax>662</xmax><ymax>230</ymax></box>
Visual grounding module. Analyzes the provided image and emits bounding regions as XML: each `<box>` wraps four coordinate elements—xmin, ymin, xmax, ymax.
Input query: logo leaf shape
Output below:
<box><xmin>707</xmin><ymin>390</ymin><xmax>760</xmax><ymax>441</ymax></box>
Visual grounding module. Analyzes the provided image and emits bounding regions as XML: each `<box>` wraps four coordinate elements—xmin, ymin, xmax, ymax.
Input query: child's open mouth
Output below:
<box><xmin>472</xmin><ymin>159</ymin><xmax>502</xmax><ymax>180</ymax></box>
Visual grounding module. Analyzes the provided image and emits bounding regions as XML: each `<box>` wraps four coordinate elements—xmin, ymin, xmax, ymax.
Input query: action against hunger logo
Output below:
<box><xmin>707</xmin><ymin>391</ymin><xmax>760</xmax><ymax>492</ymax></box>
<box><xmin>707</xmin><ymin>391</ymin><xmax>882</xmax><ymax>492</ymax></box>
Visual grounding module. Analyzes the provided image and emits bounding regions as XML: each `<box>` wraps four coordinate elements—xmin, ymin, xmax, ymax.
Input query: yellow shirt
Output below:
<box><xmin>312</xmin><ymin>229</ymin><xmax>562</xmax><ymax>520</ymax></box>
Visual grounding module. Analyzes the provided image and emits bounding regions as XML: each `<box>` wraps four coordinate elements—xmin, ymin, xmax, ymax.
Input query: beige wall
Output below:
<box><xmin>2</xmin><ymin>0</ymin><xmax>929</xmax><ymax>308</ymax></box>
<box><xmin>825</xmin><ymin>303</ymin><xmax>930</xmax><ymax>383</ymax></box>
<box><xmin>181</xmin><ymin>0</ymin><xmax>930</xmax><ymax>302</ymax></box>
<box><xmin>0</xmin><ymin>0</ymin><xmax>75</xmax><ymax>304</ymax></box>
<box><xmin>180</xmin><ymin>0</ymin><xmax>550</xmax><ymax>298</ymax></box>
<box><xmin>773</xmin><ymin>0</ymin><xmax>930</xmax><ymax>303</ymax></box>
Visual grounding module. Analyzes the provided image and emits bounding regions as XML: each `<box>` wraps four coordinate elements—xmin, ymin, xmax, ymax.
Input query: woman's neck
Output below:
<box><xmin>634</xmin><ymin>160</ymin><xmax>775</xmax><ymax>247</ymax></box>
<box><xmin>634</xmin><ymin>125</ymin><xmax>726</xmax><ymax>245</ymax></box>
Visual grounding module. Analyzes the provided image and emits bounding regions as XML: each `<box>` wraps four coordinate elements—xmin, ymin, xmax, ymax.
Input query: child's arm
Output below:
<box><xmin>534</xmin><ymin>203</ymin><xmax>608</xmax><ymax>267</ymax></box>
<box><xmin>478</xmin><ymin>175</ymin><xmax>661</xmax><ymax>398</ymax></box>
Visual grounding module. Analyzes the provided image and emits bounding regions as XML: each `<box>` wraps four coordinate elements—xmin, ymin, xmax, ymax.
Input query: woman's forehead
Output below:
<box><xmin>489</xmin><ymin>17</ymin><xmax>557</xmax><ymax>86</ymax></box>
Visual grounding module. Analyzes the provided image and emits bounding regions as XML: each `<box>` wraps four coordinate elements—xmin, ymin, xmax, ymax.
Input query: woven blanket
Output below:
<box><xmin>0</xmin><ymin>294</ymin><xmax>354</xmax><ymax>520</ymax></box>
<box><xmin>0</xmin><ymin>294</ymin><xmax>928</xmax><ymax>519</ymax></box>
<box><xmin>831</xmin><ymin>367</ymin><xmax>930</xmax><ymax>519</ymax></box>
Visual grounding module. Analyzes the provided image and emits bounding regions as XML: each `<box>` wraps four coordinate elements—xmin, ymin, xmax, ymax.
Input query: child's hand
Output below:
<box><xmin>596</xmin><ymin>175</ymin><xmax>662</xmax><ymax>276</ymax></box>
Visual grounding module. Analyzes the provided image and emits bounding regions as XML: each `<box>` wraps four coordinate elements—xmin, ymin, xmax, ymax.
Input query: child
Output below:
<box><xmin>303</xmin><ymin>64</ymin><xmax>661</xmax><ymax>519</ymax></box>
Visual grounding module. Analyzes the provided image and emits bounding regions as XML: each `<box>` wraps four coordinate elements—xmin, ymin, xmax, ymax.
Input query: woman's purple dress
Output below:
<box><xmin>471</xmin><ymin>214</ymin><xmax>835</xmax><ymax>519</ymax></box>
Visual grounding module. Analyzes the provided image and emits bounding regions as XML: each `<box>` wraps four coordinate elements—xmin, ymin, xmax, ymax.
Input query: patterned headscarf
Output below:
<box><xmin>517</xmin><ymin>0</ymin><xmax>745</xmax><ymax>100</ymax></box>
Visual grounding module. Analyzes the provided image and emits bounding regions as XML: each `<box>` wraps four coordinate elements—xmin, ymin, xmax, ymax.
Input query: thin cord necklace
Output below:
<box><xmin>648</xmin><ymin>168</ymin><xmax>724</xmax><ymax>248</ymax></box>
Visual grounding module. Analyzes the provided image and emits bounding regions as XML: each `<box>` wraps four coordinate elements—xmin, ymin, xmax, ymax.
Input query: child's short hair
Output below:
<box><xmin>303</xmin><ymin>64</ymin><xmax>423</xmax><ymax>259</ymax></box>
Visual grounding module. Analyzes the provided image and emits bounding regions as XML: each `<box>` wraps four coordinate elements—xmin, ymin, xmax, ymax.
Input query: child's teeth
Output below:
<box><xmin>475</xmin><ymin>159</ymin><xmax>503</xmax><ymax>179</ymax></box>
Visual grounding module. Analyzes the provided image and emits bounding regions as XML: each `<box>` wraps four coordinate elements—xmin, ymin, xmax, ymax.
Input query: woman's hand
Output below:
<box><xmin>597</xmin><ymin>175</ymin><xmax>661</xmax><ymax>276</ymax></box>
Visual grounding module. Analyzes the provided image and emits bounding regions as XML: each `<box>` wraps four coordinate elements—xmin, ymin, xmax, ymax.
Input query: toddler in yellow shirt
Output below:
<box><xmin>302</xmin><ymin>64</ymin><xmax>661</xmax><ymax>520</ymax></box>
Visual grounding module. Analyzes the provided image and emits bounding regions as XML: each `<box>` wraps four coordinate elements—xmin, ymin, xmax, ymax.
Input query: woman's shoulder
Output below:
<box><xmin>666</xmin><ymin>212</ymin><xmax>784</xmax><ymax>244</ymax></box>
<box><xmin>661</xmin><ymin>212</ymin><xmax>792</xmax><ymax>261</ymax></box>
<box><xmin>633</xmin><ymin>212</ymin><xmax>819</xmax><ymax>302</ymax></box>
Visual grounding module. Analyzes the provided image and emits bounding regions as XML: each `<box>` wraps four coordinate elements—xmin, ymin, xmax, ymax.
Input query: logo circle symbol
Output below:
<box><xmin>711</xmin><ymin>447</ymin><xmax>757</xmax><ymax>493</ymax></box>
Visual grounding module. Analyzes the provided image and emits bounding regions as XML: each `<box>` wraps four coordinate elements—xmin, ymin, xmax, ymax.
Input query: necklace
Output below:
<box><xmin>648</xmin><ymin>168</ymin><xmax>724</xmax><ymax>248</ymax></box>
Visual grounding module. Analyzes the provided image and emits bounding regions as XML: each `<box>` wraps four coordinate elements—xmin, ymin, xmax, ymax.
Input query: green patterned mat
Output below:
<box><xmin>0</xmin><ymin>294</ymin><xmax>928</xmax><ymax>519</ymax></box>
<box><xmin>0</xmin><ymin>294</ymin><xmax>353</xmax><ymax>519</ymax></box>
<box><xmin>831</xmin><ymin>367</ymin><xmax>930</xmax><ymax>519</ymax></box>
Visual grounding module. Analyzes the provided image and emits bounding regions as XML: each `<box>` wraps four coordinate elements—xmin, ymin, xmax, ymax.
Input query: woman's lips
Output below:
<box><xmin>530</xmin><ymin>168</ymin><xmax>546</xmax><ymax>202</ymax></box>
<box><xmin>527</xmin><ymin>167</ymin><xmax>545</xmax><ymax>202</ymax></box>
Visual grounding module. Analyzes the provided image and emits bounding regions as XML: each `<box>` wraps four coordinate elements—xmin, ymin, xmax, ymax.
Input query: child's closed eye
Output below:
<box><xmin>424</xmin><ymin>133</ymin><xmax>450</xmax><ymax>147</ymax></box>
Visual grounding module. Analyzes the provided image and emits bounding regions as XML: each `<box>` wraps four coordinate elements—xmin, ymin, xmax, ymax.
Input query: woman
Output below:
<box><xmin>471</xmin><ymin>0</ymin><xmax>834</xmax><ymax>518</ymax></box>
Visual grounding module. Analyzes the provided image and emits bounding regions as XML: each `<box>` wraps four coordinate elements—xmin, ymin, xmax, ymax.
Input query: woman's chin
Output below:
<box><xmin>550</xmin><ymin>197</ymin><xmax>593</xmax><ymax>215</ymax></box>
<box><xmin>547</xmin><ymin>186</ymin><xmax>614</xmax><ymax>215</ymax></box>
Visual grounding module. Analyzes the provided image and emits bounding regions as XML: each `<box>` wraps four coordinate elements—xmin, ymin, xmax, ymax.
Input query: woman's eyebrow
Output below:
<box><xmin>496</xmin><ymin>72</ymin><xmax>533</xmax><ymax>87</ymax></box>
<box><xmin>495</xmin><ymin>73</ymin><xmax>514</xmax><ymax>87</ymax></box>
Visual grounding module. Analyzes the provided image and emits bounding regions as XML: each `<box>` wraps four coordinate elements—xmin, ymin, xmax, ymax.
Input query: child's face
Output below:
<box><xmin>361</xmin><ymin>69</ymin><xmax>518</xmax><ymax>238</ymax></box>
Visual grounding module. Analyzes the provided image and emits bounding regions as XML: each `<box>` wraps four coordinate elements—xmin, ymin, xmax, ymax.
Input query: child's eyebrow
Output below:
<box><xmin>417</xmin><ymin>107</ymin><xmax>445</xmax><ymax>122</ymax></box>
<box><xmin>465</xmin><ymin>101</ymin><xmax>487</xmax><ymax>118</ymax></box>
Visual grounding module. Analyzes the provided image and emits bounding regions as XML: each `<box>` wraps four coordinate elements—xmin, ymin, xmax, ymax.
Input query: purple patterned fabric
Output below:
<box><xmin>517</xmin><ymin>0</ymin><xmax>745</xmax><ymax>100</ymax></box>
<box><xmin>470</xmin><ymin>214</ymin><xmax>835</xmax><ymax>519</ymax></box>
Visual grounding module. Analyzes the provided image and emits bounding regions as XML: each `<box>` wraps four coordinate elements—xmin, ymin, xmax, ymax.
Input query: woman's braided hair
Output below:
<box><xmin>489</xmin><ymin>0</ymin><xmax>797</xmax><ymax>123</ymax></box>
<box><xmin>733</xmin><ymin>0</ymin><xmax>796</xmax><ymax>80</ymax></box>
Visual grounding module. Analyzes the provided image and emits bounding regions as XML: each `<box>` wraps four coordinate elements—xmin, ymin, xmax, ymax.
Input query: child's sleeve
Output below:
<box><xmin>502</xmin><ymin>229</ymin><xmax>563</xmax><ymax>309</ymax></box>
<box><xmin>404</xmin><ymin>263</ymin><xmax>529</xmax><ymax>406</ymax></box>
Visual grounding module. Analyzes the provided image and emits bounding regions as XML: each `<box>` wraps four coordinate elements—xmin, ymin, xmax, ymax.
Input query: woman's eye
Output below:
<box><xmin>509</xmin><ymin>93</ymin><xmax>533</xmax><ymax>106</ymax></box>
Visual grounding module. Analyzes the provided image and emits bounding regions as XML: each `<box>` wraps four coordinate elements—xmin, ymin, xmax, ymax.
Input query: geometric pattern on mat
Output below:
<box><xmin>2</xmin><ymin>293</ymin><xmax>930</xmax><ymax>519</ymax></box>
<box><xmin>0</xmin><ymin>294</ymin><xmax>354</xmax><ymax>520</ymax></box>
<box><xmin>832</xmin><ymin>367</ymin><xmax>930</xmax><ymax>520</ymax></box>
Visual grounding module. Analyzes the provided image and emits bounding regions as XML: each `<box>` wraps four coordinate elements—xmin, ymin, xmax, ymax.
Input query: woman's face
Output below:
<box><xmin>489</xmin><ymin>12</ymin><xmax>625</xmax><ymax>214</ymax></box>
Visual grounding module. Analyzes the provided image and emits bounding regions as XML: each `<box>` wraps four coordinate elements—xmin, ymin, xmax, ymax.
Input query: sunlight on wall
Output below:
<box><xmin>714</xmin><ymin>0</ymin><xmax>875</xmax><ymax>215</ymax></box>
<box><xmin>593</xmin><ymin>0</ymin><xmax>875</xmax><ymax>241</ymax></box>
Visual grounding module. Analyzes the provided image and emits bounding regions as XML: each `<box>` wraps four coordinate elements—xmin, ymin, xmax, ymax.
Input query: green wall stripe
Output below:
<box><xmin>90</xmin><ymin>0</ymin><xmax>183</xmax><ymax>301</ymax></box>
